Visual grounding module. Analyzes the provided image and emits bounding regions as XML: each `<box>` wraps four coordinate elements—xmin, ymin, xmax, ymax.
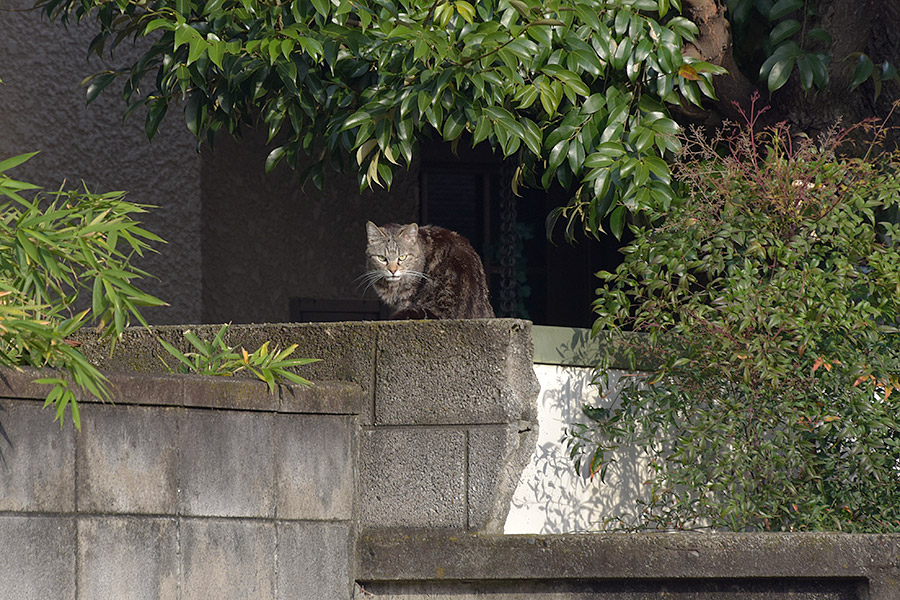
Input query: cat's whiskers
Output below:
<box><xmin>403</xmin><ymin>270</ymin><xmax>431</xmax><ymax>282</ymax></box>
<box><xmin>354</xmin><ymin>270</ymin><xmax>386</xmax><ymax>294</ymax></box>
<box><xmin>355</xmin><ymin>268</ymin><xmax>431</xmax><ymax>296</ymax></box>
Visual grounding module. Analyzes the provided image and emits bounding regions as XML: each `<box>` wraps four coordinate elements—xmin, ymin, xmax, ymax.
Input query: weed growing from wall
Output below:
<box><xmin>158</xmin><ymin>324</ymin><xmax>316</xmax><ymax>389</ymax></box>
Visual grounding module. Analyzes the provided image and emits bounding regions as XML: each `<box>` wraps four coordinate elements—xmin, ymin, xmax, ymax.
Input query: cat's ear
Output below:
<box><xmin>366</xmin><ymin>221</ymin><xmax>385</xmax><ymax>244</ymax></box>
<box><xmin>399</xmin><ymin>223</ymin><xmax>419</xmax><ymax>243</ymax></box>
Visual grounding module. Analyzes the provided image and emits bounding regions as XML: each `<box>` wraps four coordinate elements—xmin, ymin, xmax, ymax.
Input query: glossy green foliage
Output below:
<box><xmin>730</xmin><ymin>0</ymin><xmax>897</xmax><ymax>97</ymax></box>
<box><xmin>41</xmin><ymin>0</ymin><xmax>723</xmax><ymax>238</ymax></box>
<box><xmin>846</xmin><ymin>52</ymin><xmax>900</xmax><ymax>100</ymax></box>
<box><xmin>729</xmin><ymin>0</ymin><xmax>830</xmax><ymax>93</ymax></box>
<box><xmin>0</xmin><ymin>153</ymin><xmax>167</xmax><ymax>429</ymax></box>
<box><xmin>568</xmin><ymin>103</ymin><xmax>900</xmax><ymax>531</ymax></box>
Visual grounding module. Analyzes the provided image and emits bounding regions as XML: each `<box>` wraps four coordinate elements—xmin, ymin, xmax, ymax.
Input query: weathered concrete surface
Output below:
<box><xmin>181</xmin><ymin>519</ymin><xmax>276</xmax><ymax>599</ymax></box>
<box><xmin>0</xmin><ymin>516</ymin><xmax>75</xmax><ymax>600</ymax></box>
<box><xmin>468</xmin><ymin>424</ymin><xmax>536</xmax><ymax>533</ymax></box>
<box><xmin>77</xmin><ymin>405</ymin><xmax>179</xmax><ymax>514</ymax></box>
<box><xmin>373</xmin><ymin>320</ymin><xmax>537</xmax><ymax>425</ymax></box>
<box><xmin>73</xmin><ymin>319</ymin><xmax>539</xmax><ymax>424</ymax></box>
<box><xmin>177</xmin><ymin>409</ymin><xmax>276</xmax><ymax>518</ymax></box>
<box><xmin>0</xmin><ymin>371</ymin><xmax>362</xmax><ymax>599</ymax></box>
<box><xmin>0</xmin><ymin>398</ymin><xmax>75</xmax><ymax>512</ymax></box>
<box><xmin>0</xmin><ymin>365</ymin><xmax>363</xmax><ymax>415</ymax></box>
<box><xmin>275</xmin><ymin>414</ymin><xmax>356</xmax><ymax>520</ymax></box>
<box><xmin>358</xmin><ymin>319</ymin><xmax>540</xmax><ymax>533</ymax></box>
<box><xmin>355</xmin><ymin>579</ymin><xmax>864</xmax><ymax>599</ymax></box>
<box><xmin>359</xmin><ymin>428</ymin><xmax>468</xmax><ymax>529</ymax></box>
<box><xmin>77</xmin><ymin>517</ymin><xmax>178</xmax><ymax>600</ymax></box>
<box><xmin>356</xmin><ymin>529</ymin><xmax>900</xmax><ymax>599</ymax></box>
<box><xmin>72</xmin><ymin>320</ymin><xmax>541</xmax><ymax>533</ymax></box>
<box><xmin>279</xmin><ymin>521</ymin><xmax>355</xmax><ymax>600</ymax></box>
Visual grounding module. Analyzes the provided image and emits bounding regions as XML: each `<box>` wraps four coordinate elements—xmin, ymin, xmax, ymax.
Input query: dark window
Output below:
<box><xmin>420</xmin><ymin>140</ymin><xmax>622</xmax><ymax>328</ymax></box>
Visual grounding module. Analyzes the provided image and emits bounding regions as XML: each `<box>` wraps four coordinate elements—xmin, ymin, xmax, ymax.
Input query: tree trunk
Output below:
<box><xmin>684</xmin><ymin>0</ymin><xmax>900</xmax><ymax>144</ymax></box>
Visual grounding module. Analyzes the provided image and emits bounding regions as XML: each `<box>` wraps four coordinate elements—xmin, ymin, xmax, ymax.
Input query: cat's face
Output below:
<box><xmin>365</xmin><ymin>222</ymin><xmax>425</xmax><ymax>285</ymax></box>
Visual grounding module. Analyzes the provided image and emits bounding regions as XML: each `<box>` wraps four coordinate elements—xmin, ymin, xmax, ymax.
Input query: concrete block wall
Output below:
<box><xmin>0</xmin><ymin>319</ymin><xmax>540</xmax><ymax>598</ymax></box>
<box><xmin>0</xmin><ymin>369</ymin><xmax>362</xmax><ymax>600</ymax></box>
<box><xmin>76</xmin><ymin>319</ymin><xmax>542</xmax><ymax>534</ymax></box>
<box><xmin>8</xmin><ymin>320</ymin><xmax>896</xmax><ymax>600</ymax></box>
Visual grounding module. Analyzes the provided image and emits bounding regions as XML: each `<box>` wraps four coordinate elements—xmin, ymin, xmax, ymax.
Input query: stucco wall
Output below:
<box><xmin>0</xmin><ymin>1</ymin><xmax>203</xmax><ymax>324</ymax></box>
<box><xmin>506</xmin><ymin>363</ymin><xmax>652</xmax><ymax>534</ymax></box>
<box><xmin>200</xmin><ymin>129</ymin><xmax>420</xmax><ymax>323</ymax></box>
<box><xmin>0</xmin><ymin>2</ymin><xmax>418</xmax><ymax>326</ymax></box>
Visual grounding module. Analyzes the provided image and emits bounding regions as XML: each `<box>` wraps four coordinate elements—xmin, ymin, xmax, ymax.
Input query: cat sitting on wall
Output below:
<box><xmin>363</xmin><ymin>221</ymin><xmax>495</xmax><ymax>319</ymax></box>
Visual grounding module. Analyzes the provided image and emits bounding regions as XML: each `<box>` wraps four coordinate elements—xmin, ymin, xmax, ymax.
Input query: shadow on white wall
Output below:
<box><xmin>505</xmin><ymin>365</ymin><xmax>650</xmax><ymax>534</ymax></box>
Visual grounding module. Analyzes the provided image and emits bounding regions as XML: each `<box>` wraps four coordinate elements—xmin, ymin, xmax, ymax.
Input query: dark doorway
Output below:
<box><xmin>419</xmin><ymin>139</ymin><xmax>623</xmax><ymax>328</ymax></box>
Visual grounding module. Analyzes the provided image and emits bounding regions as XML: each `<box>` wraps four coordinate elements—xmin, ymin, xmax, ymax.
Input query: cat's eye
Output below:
<box><xmin>373</xmin><ymin>255</ymin><xmax>388</xmax><ymax>263</ymax></box>
<box><xmin>398</xmin><ymin>254</ymin><xmax>410</xmax><ymax>262</ymax></box>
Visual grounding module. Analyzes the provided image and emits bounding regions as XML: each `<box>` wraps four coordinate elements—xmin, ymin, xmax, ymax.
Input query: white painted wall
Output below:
<box><xmin>505</xmin><ymin>364</ymin><xmax>651</xmax><ymax>533</ymax></box>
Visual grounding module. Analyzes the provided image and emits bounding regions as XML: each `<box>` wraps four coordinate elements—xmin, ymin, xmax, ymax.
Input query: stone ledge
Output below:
<box><xmin>71</xmin><ymin>320</ymin><xmax>537</xmax><ymax>426</ymax></box>
<box><xmin>357</xmin><ymin>529</ymin><xmax>900</xmax><ymax>583</ymax></box>
<box><xmin>0</xmin><ymin>368</ymin><xmax>362</xmax><ymax>415</ymax></box>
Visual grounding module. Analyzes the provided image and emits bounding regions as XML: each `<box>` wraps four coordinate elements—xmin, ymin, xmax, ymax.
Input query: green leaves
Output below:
<box><xmin>767</xmin><ymin>0</ymin><xmax>803</xmax><ymax>20</ymax></box>
<box><xmin>0</xmin><ymin>152</ymin><xmax>167</xmax><ymax>428</ymax></box>
<box><xmin>82</xmin><ymin>71</ymin><xmax>118</xmax><ymax>105</ymax></box>
<box><xmin>846</xmin><ymin>53</ymin><xmax>900</xmax><ymax>99</ymax></box>
<box><xmin>849</xmin><ymin>53</ymin><xmax>875</xmax><ymax>91</ymax></box>
<box><xmin>158</xmin><ymin>324</ymin><xmax>318</xmax><ymax>390</ymax></box>
<box><xmin>760</xmin><ymin>41</ymin><xmax>800</xmax><ymax>92</ymax></box>
<box><xmin>45</xmin><ymin>0</ymin><xmax>723</xmax><ymax>237</ymax></box>
<box><xmin>572</xmin><ymin>112</ymin><xmax>900</xmax><ymax>533</ymax></box>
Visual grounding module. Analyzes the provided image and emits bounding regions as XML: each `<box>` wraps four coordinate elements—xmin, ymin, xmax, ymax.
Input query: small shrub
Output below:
<box><xmin>568</xmin><ymin>99</ymin><xmax>900</xmax><ymax>532</ymax></box>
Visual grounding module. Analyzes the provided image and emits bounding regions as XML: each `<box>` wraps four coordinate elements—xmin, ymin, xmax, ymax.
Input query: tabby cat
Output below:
<box><xmin>364</xmin><ymin>221</ymin><xmax>495</xmax><ymax>319</ymax></box>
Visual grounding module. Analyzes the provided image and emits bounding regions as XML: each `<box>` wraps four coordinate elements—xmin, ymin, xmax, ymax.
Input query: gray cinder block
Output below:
<box><xmin>181</xmin><ymin>519</ymin><xmax>275</xmax><ymax>600</ymax></box>
<box><xmin>359</xmin><ymin>428</ymin><xmax>466</xmax><ymax>529</ymax></box>
<box><xmin>278</xmin><ymin>521</ymin><xmax>353</xmax><ymax>600</ymax></box>
<box><xmin>77</xmin><ymin>405</ymin><xmax>178</xmax><ymax>514</ymax></box>
<box><xmin>77</xmin><ymin>517</ymin><xmax>177</xmax><ymax>600</ymax></box>
<box><xmin>264</xmin><ymin>322</ymin><xmax>378</xmax><ymax>423</ymax></box>
<box><xmin>279</xmin><ymin>380</ymin><xmax>364</xmax><ymax>416</ymax></box>
<box><xmin>0</xmin><ymin>515</ymin><xmax>75</xmax><ymax>600</ymax></box>
<box><xmin>374</xmin><ymin>320</ymin><xmax>539</xmax><ymax>426</ymax></box>
<box><xmin>182</xmin><ymin>375</ymin><xmax>278</xmax><ymax>411</ymax></box>
<box><xmin>0</xmin><ymin>399</ymin><xmax>75</xmax><ymax>512</ymax></box>
<box><xmin>0</xmin><ymin>367</ymin><xmax>56</xmax><ymax>400</ymax></box>
<box><xmin>106</xmin><ymin>372</ymin><xmax>186</xmax><ymax>406</ymax></box>
<box><xmin>275</xmin><ymin>414</ymin><xmax>355</xmax><ymax>520</ymax></box>
<box><xmin>468</xmin><ymin>424</ymin><xmax>538</xmax><ymax>533</ymax></box>
<box><xmin>177</xmin><ymin>409</ymin><xmax>275</xmax><ymax>518</ymax></box>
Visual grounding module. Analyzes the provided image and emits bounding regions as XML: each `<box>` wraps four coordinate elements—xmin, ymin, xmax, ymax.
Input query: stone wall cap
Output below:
<box><xmin>357</xmin><ymin>528</ymin><xmax>900</xmax><ymax>581</ymax></box>
<box><xmin>0</xmin><ymin>367</ymin><xmax>362</xmax><ymax>415</ymax></box>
